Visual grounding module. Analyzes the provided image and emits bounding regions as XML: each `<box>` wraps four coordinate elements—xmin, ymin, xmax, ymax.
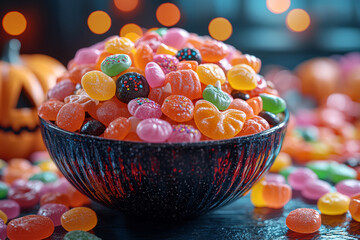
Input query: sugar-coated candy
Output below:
<box><xmin>167</xmin><ymin>124</ymin><xmax>201</xmax><ymax>143</ymax></box>
<box><xmin>145</xmin><ymin>62</ymin><xmax>166</xmax><ymax>88</ymax></box>
<box><xmin>202</xmin><ymin>83</ymin><xmax>231</xmax><ymax>110</ymax></box>
<box><xmin>262</xmin><ymin>182</ymin><xmax>292</xmax><ymax>209</ymax></box>
<box><xmin>227</xmin><ymin>64</ymin><xmax>258</xmax><ymax>90</ymax></box>
<box><xmin>81</xmin><ymin>70</ymin><xmax>116</xmax><ymax>101</ymax></box>
<box><xmin>269</xmin><ymin>152</ymin><xmax>292</xmax><ymax>173</ymax></box>
<box><xmin>74</xmin><ymin>48</ymin><xmax>101</xmax><ymax>65</ymax></box>
<box><xmin>7</xmin><ymin>215</ymin><xmax>54</xmax><ymax>240</ymax></box>
<box><xmin>237</xmin><ymin>116</ymin><xmax>269</xmax><ymax>136</ymax></box>
<box><xmin>265</xmin><ymin>173</ymin><xmax>285</xmax><ymax>184</ymax></box>
<box><xmin>197</xmin><ymin>64</ymin><xmax>226</xmax><ymax>86</ymax></box>
<box><xmin>0</xmin><ymin>182</ymin><xmax>8</xmax><ymax>200</ymax></box>
<box><xmin>0</xmin><ymin>219</ymin><xmax>6</xmax><ymax>240</ymax></box>
<box><xmin>231</xmin><ymin>90</ymin><xmax>250</xmax><ymax>101</ymax></box>
<box><xmin>153</xmin><ymin>54</ymin><xmax>179</xmax><ymax>74</ymax></box>
<box><xmin>329</xmin><ymin>162</ymin><xmax>357</xmax><ymax>183</ymax></box>
<box><xmin>231</xmin><ymin>54</ymin><xmax>261</xmax><ymax>73</ymax></box>
<box><xmin>64</xmin><ymin>230</ymin><xmax>102</xmax><ymax>240</ymax></box>
<box><xmin>38</xmin><ymin>100</ymin><xmax>65</xmax><ymax>121</ymax></box>
<box><xmin>104</xmin><ymin>117</ymin><xmax>131</xmax><ymax>140</ymax></box>
<box><xmin>61</xmin><ymin>207</ymin><xmax>97</xmax><ymax>232</ymax></box>
<box><xmin>250</xmin><ymin>180</ymin><xmax>266</xmax><ymax>207</ymax></box>
<box><xmin>260</xmin><ymin>94</ymin><xmax>287</xmax><ymax>114</ymax></box>
<box><xmin>318</xmin><ymin>192</ymin><xmax>350</xmax><ymax>215</ymax></box>
<box><xmin>177</xmin><ymin>60</ymin><xmax>198</xmax><ymax>71</ymax></box>
<box><xmin>288</xmin><ymin>168</ymin><xmax>318</xmax><ymax>191</ymax></box>
<box><xmin>40</xmin><ymin>192</ymin><xmax>70</xmax><ymax>208</ymax></box>
<box><xmin>199</xmin><ymin>39</ymin><xmax>229</xmax><ymax>62</ymax></box>
<box><xmin>12</xmin><ymin>179</ymin><xmax>44</xmax><ymax>193</ymax></box>
<box><xmin>162</xmin><ymin>28</ymin><xmax>189</xmax><ymax>50</ymax></box>
<box><xmin>80</xmin><ymin>119</ymin><xmax>106</xmax><ymax>136</ymax></box>
<box><xmin>116</xmin><ymin>72</ymin><xmax>150</xmax><ymax>103</ymax></box>
<box><xmin>69</xmin><ymin>64</ymin><xmax>95</xmax><ymax>84</ymax></box>
<box><xmin>161</xmin><ymin>95</ymin><xmax>194</xmax><ymax>122</ymax></box>
<box><xmin>259</xmin><ymin>111</ymin><xmax>280</xmax><ymax>126</ymax></box>
<box><xmin>136</xmin><ymin>118</ymin><xmax>172</xmax><ymax>143</ymax></box>
<box><xmin>306</xmin><ymin>161</ymin><xmax>332</xmax><ymax>180</ymax></box>
<box><xmin>29</xmin><ymin>171</ymin><xmax>58</xmax><ymax>183</ymax></box>
<box><xmin>246</xmin><ymin>97</ymin><xmax>263</xmax><ymax>115</ymax></box>
<box><xmin>56</xmin><ymin>103</ymin><xmax>86</xmax><ymax>132</ymax></box>
<box><xmin>105</xmin><ymin>36</ymin><xmax>134</xmax><ymax>55</ymax></box>
<box><xmin>8</xmin><ymin>185</ymin><xmax>40</xmax><ymax>209</ymax></box>
<box><xmin>176</xmin><ymin>48</ymin><xmax>202</xmax><ymax>64</ymax></box>
<box><xmin>335</xmin><ymin>179</ymin><xmax>360</xmax><ymax>197</ymax></box>
<box><xmin>134</xmin><ymin>43</ymin><xmax>153</xmax><ymax>70</ymax></box>
<box><xmin>245</xmin><ymin>75</ymin><xmax>268</xmax><ymax>97</ymax></box>
<box><xmin>38</xmin><ymin>203</ymin><xmax>69</xmax><ymax>227</ymax></box>
<box><xmin>101</xmin><ymin>54</ymin><xmax>131</xmax><ymax>77</ymax></box>
<box><xmin>95</xmin><ymin>97</ymin><xmax>131</xmax><ymax>126</ymax></box>
<box><xmin>128</xmin><ymin>98</ymin><xmax>162</xmax><ymax>120</ymax></box>
<box><xmin>301</xmin><ymin>179</ymin><xmax>331</xmax><ymax>200</ymax></box>
<box><xmin>64</xmin><ymin>94</ymin><xmax>98</xmax><ymax>113</ymax></box>
<box><xmin>164</xmin><ymin>69</ymin><xmax>202</xmax><ymax>100</ymax></box>
<box><xmin>228</xmin><ymin>98</ymin><xmax>254</xmax><ymax>120</ymax></box>
<box><xmin>47</xmin><ymin>79</ymin><xmax>76</xmax><ymax>101</ymax></box>
<box><xmin>194</xmin><ymin>100</ymin><xmax>246</xmax><ymax>140</ymax></box>
<box><xmin>286</xmin><ymin>208</ymin><xmax>321</xmax><ymax>234</ymax></box>
<box><xmin>156</xmin><ymin>43</ymin><xmax>178</xmax><ymax>56</ymax></box>
<box><xmin>148</xmin><ymin>83</ymin><xmax>172</xmax><ymax>105</ymax></box>
<box><xmin>349</xmin><ymin>194</ymin><xmax>360</xmax><ymax>222</ymax></box>
<box><xmin>0</xmin><ymin>200</ymin><xmax>20</xmax><ymax>219</ymax></box>
<box><xmin>0</xmin><ymin>210</ymin><xmax>7</xmax><ymax>224</ymax></box>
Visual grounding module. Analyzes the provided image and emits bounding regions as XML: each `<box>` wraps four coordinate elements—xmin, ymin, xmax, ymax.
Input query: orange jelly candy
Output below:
<box><xmin>286</xmin><ymin>208</ymin><xmax>321</xmax><ymax>234</ymax></box>
<box><xmin>156</xmin><ymin>43</ymin><xmax>178</xmax><ymax>56</ymax></box>
<box><xmin>199</xmin><ymin>39</ymin><xmax>229</xmax><ymax>62</ymax></box>
<box><xmin>177</xmin><ymin>60</ymin><xmax>198</xmax><ymax>72</ymax></box>
<box><xmin>262</xmin><ymin>182</ymin><xmax>292</xmax><ymax>209</ymax></box>
<box><xmin>164</xmin><ymin>70</ymin><xmax>202</xmax><ymax>100</ymax></box>
<box><xmin>230</xmin><ymin>54</ymin><xmax>262</xmax><ymax>73</ymax></box>
<box><xmin>148</xmin><ymin>84</ymin><xmax>172</xmax><ymax>105</ymax></box>
<box><xmin>40</xmin><ymin>192</ymin><xmax>70</xmax><ymax>208</ymax></box>
<box><xmin>105</xmin><ymin>36</ymin><xmax>134</xmax><ymax>55</ymax></box>
<box><xmin>38</xmin><ymin>100</ymin><xmax>65</xmax><ymax>121</ymax></box>
<box><xmin>349</xmin><ymin>194</ymin><xmax>360</xmax><ymax>222</ymax></box>
<box><xmin>246</xmin><ymin>96</ymin><xmax>263</xmax><ymax>115</ymax></box>
<box><xmin>56</xmin><ymin>103</ymin><xmax>85</xmax><ymax>132</ymax></box>
<box><xmin>7</xmin><ymin>215</ymin><xmax>54</xmax><ymax>240</ymax></box>
<box><xmin>61</xmin><ymin>207</ymin><xmax>97</xmax><ymax>232</ymax></box>
<box><xmin>237</xmin><ymin>116</ymin><xmax>270</xmax><ymax>136</ymax></box>
<box><xmin>197</xmin><ymin>63</ymin><xmax>226</xmax><ymax>85</ymax></box>
<box><xmin>194</xmin><ymin>100</ymin><xmax>246</xmax><ymax>140</ymax></box>
<box><xmin>69</xmin><ymin>64</ymin><xmax>95</xmax><ymax>84</ymax></box>
<box><xmin>104</xmin><ymin>117</ymin><xmax>131</xmax><ymax>140</ymax></box>
<box><xmin>81</xmin><ymin>70</ymin><xmax>116</xmax><ymax>101</ymax></box>
<box><xmin>96</xmin><ymin>97</ymin><xmax>131</xmax><ymax>126</ymax></box>
<box><xmin>228</xmin><ymin>99</ymin><xmax>254</xmax><ymax>120</ymax></box>
<box><xmin>161</xmin><ymin>95</ymin><xmax>194</xmax><ymax>122</ymax></box>
<box><xmin>64</xmin><ymin>94</ymin><xmax>98</xmax><ymax>113</ymax></box>
<box><xmin>67</xmin><ymin>185</ymin><xmax>91</xmax><ymax>207</ymax></box>
<box><xmin>95</xmin><ymin>51</ymin><xmax>112</xmax><ymax>70</ymax></box>
<box><xmin>134</xmin><ymin>43</ymin><xmax>153</xmax><ymax>70</ymax></box>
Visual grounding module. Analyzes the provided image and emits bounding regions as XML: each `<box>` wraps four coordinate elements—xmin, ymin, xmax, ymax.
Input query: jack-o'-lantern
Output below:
<box><xmin>0</xmin><ymin>40</ymin><xmax>66</xmax><ymax>160</ymax></box>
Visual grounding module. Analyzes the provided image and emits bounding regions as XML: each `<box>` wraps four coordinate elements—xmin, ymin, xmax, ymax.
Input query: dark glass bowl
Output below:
<box><xmin>40</xmin><ymin>110</ymin><xmax>289</xmax><ymax>220</ymax></box>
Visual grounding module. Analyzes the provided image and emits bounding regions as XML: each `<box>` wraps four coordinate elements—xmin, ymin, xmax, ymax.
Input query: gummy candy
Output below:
<box><xmin>47</xmin><ymin>79</ymin><xmax>75</xmax><ymax>101</ymax></box>
<box><xmin>269</xmin><ymin>152</ymin><xmax>292</xmax><ymax>173</ymax></box>
<box><xmin>237</xmin><ymin>116</ymin><xmax>269</xmax><ymax>136</ymax></box>
<box><xmin>56</xmin><ymin>103</ymin><xmax>85</xmax><ymax>132</ymax></box>
<box><xmin>335</xmin><ymin>179</ymin><xmax>360</xmax><ymax>197</ymax></box>
<box><xmin>153</xmin><ymin>54</ymin><xmax>179</xmax><ymax>74</ymax></box>
<box><xmin>61</xmin><ymin>207</ymin><xmax>97</xmax><ymax>232</ymax></box>
<box><xmin>38</xmin><ymin>203</ymin><xmax>69</xmax><ymax>226</ymax></box>
<box><xmin>227</xmin><ymin>98</ymin><xmax>254</xmax><ymax>120</ymax></box>
<box><xmin>40</xmin><ymin>192</ymin><xmax>70</xmax><ymax>208</ymax></box>
<box><xmin>128</xmin><ymin>98</ymin><xmax>162</xmax><ymax>119</ymax></box>
<box><xmin>259</xmin><ymin>111</ymin><xmax>280</xmax><ymax>126</ymax></box>
<box><xmin>164</xmin><ymin>69</ymin><xmax>202</xmax><ymax>100</ymax></box>
<box><xmin>317</xmin><ymin>192</ymin><xmax>350</xmax><ymax>215</ymax></box>
<box><xmin>176</xmin><ymin>48</ymin><xmax>202</xmax><ymax>64</ymax></box>
<box><xmin>288</xmin><ymin>168</ymin><xmax>318</xmax><ymax>191</ymax></box>
<box><xmin>349</xmin><ymin>194</ymin><xmax>360</xmax><ymax>222</ymax></box>
<box><xmin>136</xmin><ymin>118</ymin><xmax>172</xmax><ymax>143</ymax></box>
<box><xmin>301</xmin><ymin>179</ymin><xmax>331</xmax><ymax>200</ymax></box>
<box><xmin>38</xmin><ymin>100</ymin><xmax>65</xmax><ymax>121</ymax></box>
<box><xmin>246</xmin><ymin>97</ymin><xmax>263</xmax><ymax>115</ymax></box>
<box><xmin>105</xmin><ymin>36</ymin><xmax>134</xmax><ymax>55</ymax></box>
<box><xmin>7</xmin><ymin>215</ymin><xmax>54</xmax><ymax>240</ymax></box>
<box><xmin>286</xmin><ymin>208</ymin><xmax>321</xmax><ymax>234</ymax></box>
<box><xmin>199</xmin><ymin>39</ymin><xmax>229</xmax><ymax>62</ymax></box>
<box><xmin>230</xmin><ymin>54</ymin><xmax>261</xmax><ymax>73</ymax></box>
<box><xmin>260</xmin><ymin>93</ymin><xmax>287</xmax><ymax>114</ymax></box>
<box><xmin>104</xmin><ymin>117</ymin><xmax>131</xmax><ymax>140</ymax></box>
<box><xmin>162</xmin><ymin>28</ymin><xmax>189</xmax><ymax>50</ymax></box>
<box><xmin>197</xmin><ymin>64</ymin><xmax>226</xmax><ymax>86</ymax></box>
<box><xmin>167</xmin><ymin>124</ymin><xmax>201</xmax><ymax>143</ymax></box>
<box><xmin>145</xmin><ymin>62</ymin><xmax>166</xmax><ymax>88</ymax></box>
<box><xmin>177</xmin><ymin>60</ymin><xmax>198</xmax><ymax>72</ymax></box>
<box><xmin>250</xmin><ymin>180</ymin><xmax>266</xmax><ymax>207</ymax></box>
<box><xmin>262</xmin><ymin>182</ymin><xmax>292</xmax><ymax>209</ymax></box>
<box><xmin>81</xmin><ymin>70</ymin><xmax>116</xmax><ymax>101</ymax></box>
<box><xmin>80</xmin><ymin>119</ymin><xmax>106</xmax><ymax>136</ymax></box>
<box><xmin>64</xmin><ymin>230</ymin><xmax>101</xmax><ymax>240</ymax></box>
<box><xmin>134</xmin><ymin>43</ymin><xmax>153</xmax><ymax>70</ymax></box>
<box><xmin>161</xmin><ymin>95</ymin><xmax>194</xmax><ymax>122</ymax></box>
<box><xmin>227</xmin><ymin>64</ymin><xmax>258</xmax><ymax>90</ymax></box>
<box><xmin>202</xmin><ymin>82</ymin><xmax>231</xmax><ymax>110</ymax></box>
<box><xmin>101</xmin><ymin>54</ymin><xmax>131</xmax><ymax>77</ymax></box>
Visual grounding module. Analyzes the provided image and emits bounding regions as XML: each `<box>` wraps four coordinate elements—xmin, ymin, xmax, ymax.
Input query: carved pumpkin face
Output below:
<box><xmin>0</xmin><ymin>40</ymin><xmax>65</xmax><ymax>160</ymax></box>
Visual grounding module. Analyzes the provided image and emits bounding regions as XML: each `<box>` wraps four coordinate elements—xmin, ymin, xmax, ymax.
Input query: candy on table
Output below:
<box><xmin>95</xmin><ymin>97</ymin><xmax>131</xmax><ymax>126</ymax></box>
<box><xmin>227</xmin><ymin>64</ymin><xmax>258</xmax><ymax>91</ymax></box>
<box><xmin>29</xmin><ymin>171</ymin><xmax>58</xmax><ymax>183</ymax></box>
<box><xmin>104</xmin><ymin>117</ymin><xmax>131</xmax><ymax>140</ymax></box>
<box><xmin>237</xmin><ymin>115</ymin><xmax>269</xmax><ymax>137</ymax></box>
<box><xmin>231</xmin><ymin>90</ymin><xmax>250</xmax><ymax>101</ymax></box>
<box><xmin>199</xmin><ymin>39</ymin><xmax>229</xmax><ymax>62</ymax></box>
<box><xmin>328</xmin><ymin>162</ymin><xmax>357</xmax><ymax>183</ymax></box>
<box><xmin>177</xmin><ymin>60</ymin><xmax>198</xmax><ymax>72</ymax></box>
<box><xmin>105</xmin><ymin>36</ymin><xmax>134</xmax><ymax>55</ymax></box>
<box><xmin>100</xmin><ymin>54</ymin><xmax>131</xmax><ymax>77</ymax></box>
<box><xmin>156</xmin><ymin>43</ymin><xmax>178</xmax><ymax>56</ymax></box>
<box><xmin>136</xmin><ymin>118</ymin><xmax>172</xmax><ymax>143</ymax></box>
<box><xmin>246</xmin><ymin>96</ymin><xmax>263</xmax><ymax>115</ymax></box>
<box><xmin>38</xmin><ymin>203</ymin><xmax>69</xmax><ymax>226</ymax></box>
<box><xmin>250</xmin><ymin>179</ymin><xmax>266</xmax><ymax>207</ymax></box>
<box><xmin>0</xmin><ymin>200</ymin><xmax>20</xmax><ymax>219</ymax></box>
<box><xmin>306</xmin><ymin>161</ymin><xmax>332</xmax><ymax>180</ymax></box>
<box><xmin>0</xmin><ymin>182</ymin><xmax>8</xmax><ymax>200</ymax></box>
<box><xmin>167</xmin><ymin>124</ymin><xmax>201</xmax><ymax>143</ymax></box>
<box><xmin>40</xmin><ymin>192</ymin><xmax>70</xmax><ymax>208</ymax></box>
<box><xmin>262</xmin><ymin>182</ymin><xmax>292</xmax><ymax>209</ymax></box>
<box><xmin>335</xmin><ymin>179</ymin><xmax>360</xmax><ymax>197</ymax></box>
<box><xmin>164</xmin><ymin>69</ymin><xmax>202</xmax><ymax>100</ymax></box>
<box><xmin>61</xmin><ymin>207</ymin><xmax>97</xmax><ymax>232</ymax></box>
<box><xmin>259</xmin><ymin>93</ymin><xmax>287</xmax><ymax>114</ymax></box>
<box><xmin>230</xmin><ymin>54</ymin><xmax>261</xmax><ymax>73</ymax></box>
<box><xmin>8</xmin><ymin>185</ymin><xmax>40</xmax><ymax>209</ymax></box>
<box><xmin>74</xmin><ymin>47</ymin><xmax>101</xmax><ymax>65</ymax></box>
<box><xmin>202</xmin><ymin>81</ymin><xmax>231</xmax><ymax>111</ymax></box>
<box><xmin>162</xmin><ymin>28</ymin><xmax>189</xmax><ymax>50</ymax></box>
<box><xmin>176</xmin><ymin>48</ymin><xmax>202</xmax><ymax>64</ymax></box>
<box><xmin>80</xmin><ymin>119</ymin><xmax>106</xmax><ymax>136</ymax></box>
<box><xmin>265</xmin><ymin>173</ymin><xmax>286</xmax><ymax>184</ymax></box>
<box><xmin>145</xmin><ymin>62</ymin><xmax>166</xmax><ymax>88</ymax></box>
<box><xmin>317</xmin><ymin>192</ymin><xmax>350</xmax><ymax>215</ymax></box>
<box><xmin>38</xmin><ymin>100</ymin><xmax>65</xmax><ymax>121</ymax></box>
<box><xmin>194</xmin><ymin>100</ymin><xmax>246</xmax><ymax>140</ymax></box>
<box><xmin>115</xmin><ymin>72</ymin><xmax>150</xmax><ymax>103</ymax></box>
<box><xmin>301</xmin><ymin>179</ymin><xmax>332</xmax><ymax>200</ymax></box>
<box><xmin>349</xmin><ymin>194</ymin><xmax>360</xmax><ymax>222</ymax></box>
<box><xmin>64</xmin><ymin>230</ymin><xmax>101</xmax><ymax>240</ymax></box>
<box><xmin>0</xmin><ymin>210</ymin><xmax>7</xmax><ymax>224</ymax></box>
<box><xmin>7</xmin><ymin>215</ymin><xmax>54</xmax><ymax>240</ymax></box>
<box><xmin>288</xmin><ymin>168</ymin><xmax>318</xmax><ymax>192</ymax></box>
<box><xmin>134</xmin><ymin>43</ymin><xmax>153</xmax><ymax>70</ymax></box>
<box><xmin>128</xmin><ymin>98</ymin><xmax>162</xmax><ymax>120</ymax></box>
<box><xmin>3</xmin><ymin>159</ymin><xmax>40</xmax><ymax>184</ymax></box>
<box><xmin>286</xmin><ymin>208</ymin><xmax>321</xmax><ymax>234</ymax></box>
<box><xmin>56</xmin><ymin>103</ymin><xmax>85</xmax><ymax>132</ymax></box>
<box><xmin>0</xmin><ymin>219</ymin><xmax>5</xmax><ymax>240</ymax></box>
<box><xmin>269</xmin><ymin>152</ymin><xmax>292</xmax><ymax>173</ymax></box>
<box><xmin>161</xmin><ymin>95</ymin><xmax>194</xmax><ymax>122</ymax></box>
<box><xmin>12</xmin><ymin>179</ymin><xmax>44</xmax><ymax>194</ymax></box>
<box><xmin>81</xmin><ymin>70</ymin><xmax>116</xmax><ymax>101</ymax></box>
<box><xmin>47</xmin><ymin>79</ymin><xmax>76</xmax><ymax>101</ymax></box>
<box><xmin>39</xmin><ymin>177</ymin><xmax>71</xmax><ymax>197</ymax></box>
<box><xmin>259</xmin><ymin>111</ymin><xmax>280</xmax><ymax>126</ymax></box>
<box><xmin>153</xmin><ymin>54</ymin><xmax>179</xmax><ymax>74</ymax></box>
<box><xmin>227</xmin><ymin>98</ymin><xmax>254</xmax><ymax>120</ymax></box>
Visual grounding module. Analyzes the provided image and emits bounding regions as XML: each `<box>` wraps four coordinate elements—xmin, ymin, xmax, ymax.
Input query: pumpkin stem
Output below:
<box><xmin>2</xmin><ymin>39</ymin><xmax>21</xmax><ymax>64</ymax></box>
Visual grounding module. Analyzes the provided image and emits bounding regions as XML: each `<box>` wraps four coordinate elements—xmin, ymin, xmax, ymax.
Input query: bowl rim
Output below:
<box><xmin>39</xmin><ymin>109</ymin><xmax>289</xmax><ymax>147</ymax></box>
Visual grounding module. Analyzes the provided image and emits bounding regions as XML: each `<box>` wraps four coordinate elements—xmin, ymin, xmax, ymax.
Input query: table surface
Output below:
<box><xmin>47</xmin><ymin>192</ymin><xmax>360</xmax><ymax>240</ymax></box>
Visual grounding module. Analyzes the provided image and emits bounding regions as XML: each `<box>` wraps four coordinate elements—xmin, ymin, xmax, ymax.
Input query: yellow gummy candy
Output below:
<box><xmin>270</xmin><ymin>152</ymin><xmax>292</xmax><ymax>173</ymax></box>
<box><xmin>197</xmin><ymin>64</ymin><xmax>226</xmax><ymax>86</ymax></box>
<box><xmin>250</xmin><ymin>179</ymin><xmax>266</xmax><ymax>207</ymax></box>
<box><xmin>227</xmin><ymin>64</ymin><xmax>257</xmax><ymax>90</ymax></box>
<box><xmin>105</xmin><ymin>36</ymin><xmax>134</xmax><ymax>55</ymax></box>
<box><xmin>81</xmin><ymin>70</ymin><xmax>116</xmax><ymax>101</ymax></box>
<box><xmin>156</xmin><ymin>43</ymin><xmax>178</xmax><ymax>56</ymax></box>
<box><xmin>317</xmin><ymin>192</ymin><xmax>350</xmax><ymax>215</ymax></box>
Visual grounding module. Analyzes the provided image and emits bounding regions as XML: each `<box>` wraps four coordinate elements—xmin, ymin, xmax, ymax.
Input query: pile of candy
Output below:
<box><xmin>250</xmin><ymin>152</ymin><xmax>360</xmax><ymax>234</ymax></box>
<box><xmin>38</xmin><ymin>28</ymin><xmax>286</xmax><ymax>142</ymax></box>
<box><xmin>0</xmin><ymin>152</ymin><xmax>101</xmax><ymax>239</ymax></box>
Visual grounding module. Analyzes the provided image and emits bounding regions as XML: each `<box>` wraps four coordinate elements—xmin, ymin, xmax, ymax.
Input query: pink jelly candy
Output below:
<box><xmin>153</xmin><ymin>54</ymin><xmax>179</xmax><ymax>74</ymax></box>
<box><xmin>0</xmin><ymin>219</ymin><xmax>6</xmax><ymax>240</ymax></box>
<box><xmin>162</xmin><ymin>28</ymin><xmax>190</xmax><ymax>50</ymax></box>
<box><xmin>8</xmin><ymin>185</ymin><xmax>40</xmax><ymax>209</ymax></box>
<box><xmin>74</xmin><ymin>48</ymin><xmax>101</xmax><ymax>65</ymax></box>
<box><xmin>145</xmin><ymin>62</ymin><xmax>166</xmax><ymax>88</ymax></box>
<box><xmin>265</xmin><ymin>173</ymin><xmax>286</xmax><ymax>184</ymax></box>
<box><xmin>301</xmin><ymin>179</ymin><xmax>332</xmax><ymax>200</ymax></box>
<box><xmin>167</xmin><ymin>124</ymin><xmax>201</xmax><ymax>143</ymax></box>
<box><xmin>47</xmin><ymin>79</ymin><xmax>75</xmax><ymax>101</ymax></box>
<box><xmin>12</xmin><ymin>179</ymin><xmax>44</xmax><ymax>194</ymax></box>
<box><xmin>38</xmin><ymin>203</ymin><xmax>69</xmax><ymax>226</ymax></box>
<box><xmin>288</xmin><ymin>168</ymin><xmax>318</xmax><ymax>191</ymax></box>
<box><xmin>335</xmin><ymin>179</ymin><xmax>360</xmax><ymax>197</ymax></box>
<box><xmin>136</xmin><ymin>118</ymin><xmax>172</xmax><ymax>143</ymax></box>
<box><xmin>128</xmin><ymin>98</ymin><xmax>162</xmax><ymax>119</ymax></box>
<box><xmin>39</xmin><ymin>178</ymin><xmax>71</xmax><ymax>197</ymax></box>
<box><xmin>0</xmin><ymin>200</ymin><xmax>20</xmax><ymax>219</ymax></box>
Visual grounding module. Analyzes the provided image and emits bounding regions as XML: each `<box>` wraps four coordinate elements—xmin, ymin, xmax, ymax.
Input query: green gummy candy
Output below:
<box><xmin>328</xmin><ymin>162</ymin><xmax>357</xmax><ymax>183</ymax></box>
<box><xmin>154</xmin><ymin>28</ymin><xmax>167</xmax><ymax>36</ymax></box>
<box><xmin>260</xmin><ymin>93</ymin><xmax>286</xmax><ymax>114</ymax></box>
<box><xmin>279</xmin><ymin>166</ymin><xmax>297</xmax><ymax>180</ymax></box>
<box><xmin>0</xmin><ymin>182</ymin><xmax>8</xmax><ymax>199</ymax></box>
<box><xmin>29</xmin><ymin>171</ymin><xmax>58</xmax><ymax>183</ymax></box>
<box><xmin>306</xmin><ymin>161</ymin><xmax>332</xmax><ymax>180</ymax></box>
<box><xmin>64</xmin><ymin>230</ymin><xmax>102</xmax><ymax>240</ymax></box>
<box><xmin>101</xmin><ymin>54</ymin><xmax>131</xmax><ymax>77</ymax></box>
<box><xmin>295</xmin><ymin>127</ymin><xmax>318</xmax><ymax>142</ymax></box>
<box><xmin>202</xmin><ymin>84</ymin><xmax>231</xmax><ymax>110</ymax></box>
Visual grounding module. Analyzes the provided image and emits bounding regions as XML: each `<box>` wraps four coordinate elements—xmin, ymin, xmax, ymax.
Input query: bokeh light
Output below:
<box><xmin>87</xmin><ymin>11</ymin><xmax>111</xmax><ymax>34</ymax></box>
<box><xmin>286</xmin><ymin>9</ymin><xmax>311</xmax><ymax>32</ymax></box>
<box><xmin>266</xmin><ymin>0</ymin><xmax>291</xmax><ymax>14</ymax></box>
<box><xmin>208</xmin><ymin>17</ymin><xmax>233</xmax><ymax>41</ymax></box>
<box><xmin>114</xmin><ymin>0</ymin><xmax>139</xmax><ymax>12</ymax></box>
<box><xmin>120</xmin><ymin>23</ymin><xmax>143</xmax><ymax>42</ymax></box>
<box><xmin>156</xmin><ymin>3</ymin><xmax>181</xmax><ymax>27</ymax></box>
<box><xmin>2</xmin><ymin>11</ymin><xmax>27</xmax><ymax>36</ymax></box>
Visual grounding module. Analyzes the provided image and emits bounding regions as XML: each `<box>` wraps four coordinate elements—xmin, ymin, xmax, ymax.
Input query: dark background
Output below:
<box><xmin>1</xmin><ymin>0</ymin><xmax>360</xmax><ymax>71</ymax></box>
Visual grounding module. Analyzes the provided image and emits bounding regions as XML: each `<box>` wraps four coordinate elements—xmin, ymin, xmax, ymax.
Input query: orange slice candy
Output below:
<box><xmin>164</xmin><ymin>69</ymin><xmax>202</xmax><ymax>100</ymax></box>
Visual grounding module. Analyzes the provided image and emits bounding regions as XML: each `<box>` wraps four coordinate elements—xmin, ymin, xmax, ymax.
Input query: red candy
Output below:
<box><xmin>56</xmin><ymin>103</ymin><xmax>85</xmax><ymax>132</ymax></box>
<box><xmin>286</xmin><ymin>208</ymin><xmax>321</xmax><ymax>234</ymax></box>
<box><xmin>7</xmin><ymin>215</ymin><xmax>54</xmax><ymax>240</ymax></box>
